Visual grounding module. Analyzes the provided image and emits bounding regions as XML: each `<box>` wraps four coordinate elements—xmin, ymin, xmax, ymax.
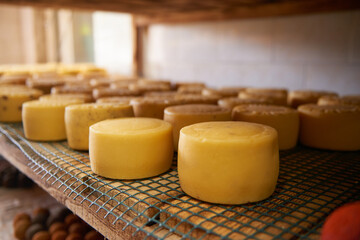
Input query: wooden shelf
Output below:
<box><xmin>0</xmin><ymin>0</ymin><xmax>360</xmax><ymax>25</ymax></box>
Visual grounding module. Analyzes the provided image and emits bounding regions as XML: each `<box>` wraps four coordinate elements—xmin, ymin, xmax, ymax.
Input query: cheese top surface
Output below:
<box><xmin>23</xmin><ymin>99</ymin><xmax>83</xmax><ymax>108</ymax></box>
<box><xmin>66</xmin><ymin>103</ymin><xmax>131</xmax><ymax>111</ymax></box>
<box><xmin>298</xmin><ymin>104</ymin><xmax>360</xmax><ymax>115</ymax></box>
<box><xmin>181</xmin><ymin>121</ymin><xmax>276</xmax><ymax>143</ymax></box>
<box><xmin>289</xmin><ymin>90</ymin><xmax>338</xmax><ymax>98</ymax></box>
<box><xmin>91</xmin><ymin>118</ymin><xmax>171</xmax><ymax>136</ymax></box>
<box><xmin>318</xmin><ymin>95</ymin><xmax>360</xmax><ymax>106</ymax></box>
<box><xmin>233</xmin><ymin>104</ymin><xmax>297</xmax><ymax>116</ymax></box>
<box><xmin>165</xmin><ymin>104</ymin><xmax>230</xmax><ymax>115</ymax></box>
<box><xmin>245</xmin><ymin>87</ymin><xmax>288</xmax><ymax>95</ymax></box>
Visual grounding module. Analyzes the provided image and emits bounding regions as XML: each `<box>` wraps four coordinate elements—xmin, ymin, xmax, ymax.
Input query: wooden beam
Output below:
<box><xmin>132</xmin><ymin>17</ymin><xmax>146</xmax><ymax>78</ymax></box>
<box><xmin>1</xmin><ymin>0</ymin><xmax>360</xmax><ymax>26</ymax></box>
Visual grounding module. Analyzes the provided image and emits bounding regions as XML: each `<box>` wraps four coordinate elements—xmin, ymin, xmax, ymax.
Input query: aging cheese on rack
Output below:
<box><xmin>178</xmin><ymin>121</ymin><xmax>279</xmax><ymax>204</ymax></box>
<box><xmin>232</xmin><ymin>104</ymin><xmax>299</xmax><ymax>150</ymax></box>
<box><xmin>298</xmin><ymin>104</ymin><xmax>360</xmax><ymax>151</ymax></box>
<box><xmin>22</xmin><ymin>99</ymin><xmax>83</xmax><ymax>141</ymax></box>
<box><xmin>89</xmin><ymin>118</ymin><xmax>173</xmax><ymax>179</ymax></box>
<box><xmin>164</xmin><ymin>104</ymin><xmax>231</xmax><ymax>151</ymax></box>
<box><xmin>130</xmin><ymin>98</ymin><xmax>180</xmax><ymax>119</ymax></box>
<box><xmin>65</xmin><ymin>103</ymin><xmax>134</xmax><ymax>150</ymax></box>
<box><xmin>288</xmin><ymin>90</ymin><xmax>338</xmax><ymax>108</ymax></box>
<box><xmin>0</xmin><ymin>85</ymin><xmax>43</xmax><ymax>122</ymax></box>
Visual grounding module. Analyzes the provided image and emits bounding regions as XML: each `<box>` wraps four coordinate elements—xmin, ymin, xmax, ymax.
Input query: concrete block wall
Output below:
<box><xmin>144</xmin><ymin>11</ymin><xmax>360</xmax><ymax>95</ymax></box>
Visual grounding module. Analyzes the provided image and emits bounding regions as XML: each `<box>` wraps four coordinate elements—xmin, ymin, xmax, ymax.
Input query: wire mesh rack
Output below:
<box><xmin>0</xmin><ymin>122</ymin><xmax>359</xmax><ymax>239</ymax></box>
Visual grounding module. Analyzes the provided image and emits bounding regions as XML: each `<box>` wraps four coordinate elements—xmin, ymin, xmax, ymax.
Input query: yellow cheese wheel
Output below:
<box><xmin>174</xmin><ymin>82</ymin><xmax>205</xmax><ymax>90</ymax></box>
<box><xmin>26</xmin><ymin>77</ymin><xmax>65</xmax><ymax>94</ymax></box>
<box><xmin>22</xmin><ymin>99</ymin><xmax>83</xmax><ymax>141</ymax></box>
<box><xmin>298</xmin><ymin>104</ymin><xmax>360</xmax><ymax>151</ymax></box>
<box><xmin>65</xmin><ymin>103</ymin><xmax>134</xmax><ymax>150</ymax></box>
<box><xmin>178</xmin><ymin>121</ymin><xmax>279</xmax><ymax>204</ymax></box>
<box><xmin>0</xmin><ymin>85</ymin><xmax>43</xmax><ymax>122</ymax></box>
<box><xmin>164</xmin><ymin>104</ymin><xmax>231</xmax><ymax>151</ymax></box>
<box><xmin>174</xmin><ymin>94</ymin><xmax>219</xmax><ymax>105</ymax></box>
<box><xmin>202</xmin><ymin>88</ymin><xmax>243</xmax><ymax>98</ymax></box>
<box><xmin>96</xmin><ymin>96</ymin><xmax>140</xmax><ymax>105</ymax></box>
<box><xmin>39</xmin><ymin>93</ymin><xmax>91</xmax><ymax>103</ymax></box>
<box><xmin>288</xmin><ymin>90</ymin><xmax>338</xmax><ymax>108</ymax></box>
<box><xmin>232</xmin><ymin>105</ymin><xmax>299</xmax><ymax>150</ymax></box>
<box><xmin>89</xmin><ymin>118</ymin><xmax>173</xmax><ymax>179</ymax></box>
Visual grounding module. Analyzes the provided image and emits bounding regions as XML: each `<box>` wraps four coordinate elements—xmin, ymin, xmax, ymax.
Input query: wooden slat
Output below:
<box><xmin>0</xmin><ymin>0</ymin><xmax>360</xmax><ymax>25</ymax></box>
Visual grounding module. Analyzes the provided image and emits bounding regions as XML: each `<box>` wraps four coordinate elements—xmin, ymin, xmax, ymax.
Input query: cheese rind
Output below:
<box><xmin>178</xmin><ymin>121</ymin><xmax>279</xmax><ymax>204</ymax></box>
<box><xmin>164</xmin><ymin>104</ymin><xmax>231</xmax><ymax>151</ymax></box>
<box><xmin>298</xmin><ymin>104</ymin><xmax>360</xmax><ymax>151</ymax></box>
<box><xmin>232</xmin><ymin>104</ymin><xmax>299</xmax><ymax>150</ymax></box>
<box><xmin>22</xmin><ymin>99</ymin><xmax>82</xmax><ymax>141</ymax></box>
<box><xmin>89</xmin><ymin>118</ymin><xmax>173</xmax><ymax>179</ymax></box>
<box><xmin>65</xmin><ymin>103</ymin><xmax>134</xmax><ymax>150</ymax></box>
<box><xmin>288</xmin><ymin>90</ymin><xmax>338</xmax><ymax>108</ymax></box>
<box><xmin>0</xmin><ymin>85</ymin><xmax>43</xmax><ymax>122</ymax></box>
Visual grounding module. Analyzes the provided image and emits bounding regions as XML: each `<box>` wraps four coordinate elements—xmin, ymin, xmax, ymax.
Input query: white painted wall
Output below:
<box><xmin>93</xmin><ymin>12</ymin><xmax>133</xmax><ymax>76</ymax></box>
<box><xmin>144</xmin><ymin>11</ymin><xmax>360</xmax><ymax>95</ymax></box>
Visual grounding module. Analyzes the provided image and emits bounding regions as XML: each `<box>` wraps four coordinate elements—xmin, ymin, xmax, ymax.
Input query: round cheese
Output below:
<box><xmin>232</xmin><ymin>104</ymin><xmax>299</xmax><ymax>150</ymax></box>
<box><xmin>298</xmin><ymin>104</ymin><xmax>360</xmax><ymax>151</ymax></box>
<box><xmin>39</xmin><ymin>93</ymin><xmax>91</xmax><ymax>103</ymax></box>
<box><xmin>89</xmin><ymin>118</ymin><xmax>173</xmax><ymax>179</ymax></box>
<box><xmin>65</xmin><ymin>103</ymin><xmax>134</xmax><ymax>150</ymax></box>
<box><xmin>22</xmin><ymin>99</ymin><xmax>82</xmax><ymax>141</ymax></box>
<box><xmin>239</xmin><ymin>91</ymin><xmax>287</xmax><ymax>106</ymax></box>
<box><xmin>178</xmin><ymin>121</ymin><xmax>279</xmax><ymax>204</ymax></box>
<box><xmin>217</xmin><ymin>97</ymin><xmax>269</xmax><ymax>110</ymax></box>
<box><xmin>318</xmin><ymin>95</ymin><xmax>360</xmax><ymax>107</ymax></box>
<box><xmin>0</xmin><ymin>85</ymin><xmax>43</xmax><ymax>122</ymax></box>
<box><xmin>288</xmin><ymin>90</ymin><xmax>338</xmax><ymax>108</ymax></box>
<box><xmin>164</xmin><ymin>104</ymin><xmax>231</xmax><ymax>151</ymax></box>
<box><xmin>130</xmin><ymin>98</ymin><xmax>180</xmax><ymax>119</ymax></box>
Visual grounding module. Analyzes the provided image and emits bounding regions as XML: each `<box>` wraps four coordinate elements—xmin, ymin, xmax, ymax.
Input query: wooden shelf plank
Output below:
<box><xmin>0</xmin><ymin>0</ymin><xmax>360</xmax><ymax>25</ymax></box>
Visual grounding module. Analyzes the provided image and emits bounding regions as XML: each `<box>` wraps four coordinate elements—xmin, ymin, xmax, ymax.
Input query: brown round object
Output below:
<box><xmin>217</xmin><ymin>97</ymin><xmax>269</xmax><ymax>110</ymax></box>
<box><xmin>68</xmin><ymin>223</ymin><xmax>88</xmax><ymax>236</ymax></box>
<box><xmin>32</xmin><ymin>231</ymin><xmax>51</xmax><ymax>240</ymax></box>
<box><xmin>51</xmin><ymin>231</ymin><xmax>68</xmax><ymax>240</ymax></box>
<box><xmin>13</xmin><ymin>213</ymin><xmax>31</xmax><ymax>227</ymax></box>
<box><xmin>84</xmin><ymin>230</ymin><xmax>102</xmax><ymax>240</ymax></box>
<box><xmin>14</xmin><ymin>219</ymin><xmax>31</xmax><ymax>240</ymax></box>
<box><xmin>65</xmin><ymin>233</ymin><xmax>83</xmax><ymax>240</ymax></box>
<box><xmin>49</xmin><ymin>223</ymin><xmax>67</xmax><ymax>235</ymax></box>
<box><xmin>25</xmin><ymin>224</ymin><xmax>46</xmax><ymax>240</ymax></box>
<box><xmin>33</xmin><ymin>208</ymin><xmax>50</xmax><ymax>218</ymax></box>
<box><xmin>288</xmin><ymin>90</ymin><xmax>337</xmax><ymax>108</ymax></box>
<box><xmin>46</xmin><ymin>208</ymin><xmax>71</xmax><ymax>227</ymax></box>
<box><xmin>64</xmin><ymin>214</ymin><xmax>82</xmax><ymax>227</ymax></box>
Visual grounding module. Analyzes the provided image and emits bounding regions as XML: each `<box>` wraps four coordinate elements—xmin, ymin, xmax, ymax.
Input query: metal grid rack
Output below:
<box><xmin>0</xmin><ymin>122</ymin><xmax>359</xmax><ymax>239</ymax></box>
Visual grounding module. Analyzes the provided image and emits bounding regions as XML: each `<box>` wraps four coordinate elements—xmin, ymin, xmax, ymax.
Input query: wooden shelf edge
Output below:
<box><xmin>0</xmin><ymin>135</ymin><xmax>162</xmax><ymax>240</ymax></box>
<box><xmin>1</xmin><ymin>0</ymin><xmax>360</xmax><ymax>26</ymax></box>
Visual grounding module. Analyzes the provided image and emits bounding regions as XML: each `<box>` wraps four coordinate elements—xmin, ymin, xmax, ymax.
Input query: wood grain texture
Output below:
<box><xmin>0</xmin><ymin>0</ymin><xmax>360</xmax><ymax>25</ymax></box>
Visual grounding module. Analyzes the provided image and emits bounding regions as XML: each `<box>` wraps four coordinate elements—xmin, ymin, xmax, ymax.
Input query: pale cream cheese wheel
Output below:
<box><xmin>298</xmin><ymin>104</ymin><xmax>360</xmax><ymax>151</ymax></box>
<box><xmin>65</xmin><ymin>103</ymin><xmax>134</xmax><ymax>150</ymax></box>
<box><xmin>178</xmin><ymin>121</ymin><xmax>279</xmax><ymax>204</ymax></box>
<box><xmin>89</xmin><ymin>118</ymin><xmax>173</xmax><ymax>179</ymax></box>
<box><xmin>164</xmin><ymin>104</ymin><xmax>231</xmax><ymax>151</ymax></box>
<box><xmin>232</xmin><ymin>104</ymin><xmax>299</xmax><ymax>150</ymax></box>
<box><xmin>22</xmin><ymin>99</ymin><xmax>83</xmax><ymax>141</ymax></box>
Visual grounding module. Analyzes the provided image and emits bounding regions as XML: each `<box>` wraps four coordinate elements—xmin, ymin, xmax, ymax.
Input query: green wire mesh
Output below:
<box><xmin>0</xmin><ymin>123</ymin><xmax>359</xmax><ymax>239</ymax></box>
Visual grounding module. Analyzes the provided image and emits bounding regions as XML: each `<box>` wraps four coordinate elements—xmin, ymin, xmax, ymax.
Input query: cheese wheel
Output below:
<box><xmin>174</xmin><ymin>94</ymin><xmax>219</xmax><ymax>105</ymax></box>
<box><xmin>22</xmin><ymin>99</ymin><xmax>83</xmax><ymax>141</ymax></box>
<box><xmin>217</xmin><ymin>97</ymin><xmax>269</xmax><ymax>110</ymax></box>
<box><xmin>65</xmin><ymin>103</ymin><xmax>134</xmax><ymax>150</ymax></box>
<box><xmin>89</xmin><ymin>118</ymin><xmax>173</xmax><ymax>179</ymax></box>
<box><xmin>232</xmin><ymin>105</ymin><xmax>299</xmax><ymax>150</ymax></box>
<box><xmin>202</xmin><ymin>88</ymin><xmax>243</xmax><ymax>98</ymax></box>
<box><xmin>96</xmin><ymin>96</ymin><xmax>140</xmax><ymax>105</ymax></box>
<box><xmin>39</xmin><ymin>94</ymin><xmax>91</xmax><ymax>103</ymax></box>
<box><xmin>239</xmin><ymin>91</ymin><xmax>287</xmax><ymax>106</ymax></box>
<box><xmin>298</xmin><ymin>104</ymin><xmax>360</xmax><ymax>151</ymax></box>
<box><xmin>92</xmin><ymin>88</ymin><xmax>140</xmax><ymax>99</ymax></box>
<box><xmin>164</xmin><ymin>104</ymin><xmax>231</xmax><ymax>151</ymax></box>
<box><xmin>177</xmin><ymin>86</ymin><xmax>204</xmax><ymax>95</ymax></box>
<box><xmin>129</xmin><ymin>83</ymin><xmax>171</xmax><ymax>93</ymax></box>
<box><xmin>0</xmin><ymin>85</ymin><xmax>43</xmax><ymax>122</ymax></box>
<box><xmin>51</xmin><ymin>85</ymin><xmax>93</xmax><ymax>95</ymax></box>
<box><xmin>318</xmin><ymin>95</ymin><xmax>360</xmax><ymax>107</ymax></box>
<box><xmin>245</xmin><ymin>87</ymin><xmax>288</xmax><ymax>96</ymax></box>
<box><xmin>26</xmin><ymin>77</ymin><xmax>65</xmax><ymax>94</ymax></box>
<box><xmin>130</xmin><ymin>98</ymin><xmax>180</xmax><ymax>119</ymax></box>
<box><xmin>288</xmin><ymin>90</ymin><xmax>338</xmax><ymax>108</ymax></box>
<box><xmin>178</xmin><ymin>121</ymin><xmax>279</xmax><ymax>204</ymax></box>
